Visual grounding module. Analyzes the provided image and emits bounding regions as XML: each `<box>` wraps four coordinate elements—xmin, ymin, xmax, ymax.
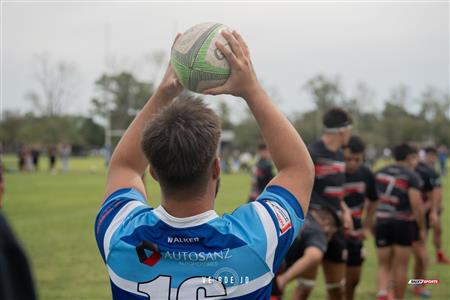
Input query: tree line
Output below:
<box><xmin>1</xmin><ymin>56</ymin><xmax>448</xmax><ymax>154</ymax></box>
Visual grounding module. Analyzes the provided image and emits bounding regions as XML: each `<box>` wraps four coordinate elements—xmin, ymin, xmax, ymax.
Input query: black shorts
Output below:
<box><xmin>285</xmin><ymin>215</ymin><xmax>328</xmax><ymax>267</ymax></box>
<box><xmin>346</xmin><ymin>238</ymin><xmax>364</xmax><ymax>267</ymax></box>
<box><xmin>375</xmin><ymin>219</ymin><xmax>416</xmax><ymax>247</ymax></box>
<box><xmin>324</xmin><ymin>230</ymin><xmax>347</xmax><ymax>263</ymax></box>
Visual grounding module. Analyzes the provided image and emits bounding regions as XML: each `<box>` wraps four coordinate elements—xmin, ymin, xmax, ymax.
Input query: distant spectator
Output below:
<box><xmin>248</xmin><ymin>143</ymin><xmax>274</xmax><ymax>202</ymax></box>
<box><xmin>24</xmin><ymin>148</ymin><xmax>34</xmax><ymax>172</ymax></box>
<box><xmin>60</xmin><ymin>144</ymin><xmax>71</xmax><ymax>173</ymax></box>
<box><xmin>240</xmin><ymin>151</ymin><xmax>253</xmax><ymax>172</ymax></box>
<box><xmin>438</xmin><ymin>145</ymin><xmax>447</xmax><ymax>175</ymax></box>
<box><xmin>48</xmin><ymin>146</ymin><xmax>57</xmax><ymax>175</ymax></box>
<box><xmin>31</xmin><ymin>148</ymin><xmax>40</xmax><ymax>171</ymax></box>
<box><xmin>231</xmin><ymin>150</ymin><xmax>241</xmax><ymax>173</ymax></box>
<box><xmin>383</xmin><ymin>147</ymin><xmax>391</xmax><ymax>159</ymax></box>
<box><xmin>17</xmin><ymin>147</ymin><xmax>25</xmax><ymax>172</ymax></box>
<box><xmin>366</xmin><ymin>145</ymin><xmax>378</xmax><ymax>166</ymax></box>
<box><xmin>103</xmin><ymin>145</ymin><xmax>111</xmax><ymax>167</ymax></box>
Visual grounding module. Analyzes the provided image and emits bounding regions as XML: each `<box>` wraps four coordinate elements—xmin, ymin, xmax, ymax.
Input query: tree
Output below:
<box><xmin>217</xmin><ymin>100</ymin><xmax>234</xmax><ymax>130</ymax></box>
<box><xmin>91</xmin><ymin>72</ymin><xmax>153</xmax><ymax>131</ymax></box>
<box><xmin>26</xmin><ymin>53</ymin><xmax>80</xmax><ymax>116</ymax></box>
<box><xmin>304</xmin><ymin>75</ymin><xmax>344</xmax><ymax>111</ymax></box>
<box><xmin>303</xmin><ymin>74</ymin><xmax>345</xmax><ymax>139</ymax></box>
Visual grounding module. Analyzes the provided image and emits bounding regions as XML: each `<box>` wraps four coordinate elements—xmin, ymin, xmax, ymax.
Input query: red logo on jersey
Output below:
<box><xmin>136</xmin><ymin>241</ymin><xmax>161</xmax><ymax>267</ymax></box>
<box><xmin>264</xmin><ymin>200</ymin><xmax>292</xmax><ymax>235</ymax></box>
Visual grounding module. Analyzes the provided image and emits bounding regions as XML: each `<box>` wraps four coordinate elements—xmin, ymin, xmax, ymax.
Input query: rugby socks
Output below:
<box><xmin>437</xmin><ymin>250</ymin><xmax>450</xmax><ymax>264</ymax></box>
<box><xmin>376</xmin><ymin>290</ymin><xmax>388</xmax><ymax>300</ymax></box>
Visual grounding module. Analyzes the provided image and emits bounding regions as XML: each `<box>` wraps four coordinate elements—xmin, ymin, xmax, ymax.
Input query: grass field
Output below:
<box><xmin>2</xmin><ymin>156</ymin><xmax>449</xmax><ymax>299</ymax></box>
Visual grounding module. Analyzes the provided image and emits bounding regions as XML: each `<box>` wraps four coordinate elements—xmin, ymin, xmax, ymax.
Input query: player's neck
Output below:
<box><xmin>161</xmin><ymin>199</ymin><xmax>214</xmax><ymax>218</ymax></box>
<box><xmin>160</xmin><ymin>187</ymin><xmax>216</xmax><ymax>218</ymax></box>
<box><xmin>396</xmin><ymin>161</ymin><xmax>410</xmax><ymax>169</ymax></box>
<box><xmin>321</xmin><ymin>135</ymin><xmax>342</xmax><ymax>152</ymax></box>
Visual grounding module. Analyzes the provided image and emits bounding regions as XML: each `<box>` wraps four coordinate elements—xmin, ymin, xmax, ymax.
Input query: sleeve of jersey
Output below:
<box><xmin>255</xmin><ymin>185</ymin><xmax>304</xmax><ymax>272</ymax></box>
<box><xmin>409</xmin><ymin>173</ymin><xmax>423</xmax><ymax>190</ymax></box>
<box><xmin>431</xmin><ymin>171</ymin><xmax>442</xmax><ymax>188</ymax></box>
<box><xmin>94</xmin><ymin>188</ymin><xmax>147</xmax><ymax>262</ymax></box>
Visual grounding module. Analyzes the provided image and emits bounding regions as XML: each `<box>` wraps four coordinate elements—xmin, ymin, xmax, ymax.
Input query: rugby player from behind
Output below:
<box><xmin>374</xmin><ymin>144</ymin><xmax>424</xmax><ymax>300</ymax></box>
<box><xmin>294</xmin><ymin>108</ymin><xmax>353</xmax><ymax>300</ymax></box>
<box><xmin>420</xmin><ymin>147</ymin><xmax>449</xmax><ymax>264</ymax></box>
<box><xmin>94</xmin><ymin>30</ymin><xmax>314</xmax><ymax>299</ymax></box>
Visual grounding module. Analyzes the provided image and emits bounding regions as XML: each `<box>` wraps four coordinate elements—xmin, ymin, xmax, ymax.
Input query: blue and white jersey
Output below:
<box><xmin>95</xmin><ymin>185</ymin><xmax>304</xmax><ymax>299</ymax></box>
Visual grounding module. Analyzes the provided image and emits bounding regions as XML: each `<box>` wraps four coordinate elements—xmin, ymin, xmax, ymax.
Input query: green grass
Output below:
<box><xmin>2</xmin><ymin>156</ymin><xmax>449</xmax><ymax>299</ymax></box>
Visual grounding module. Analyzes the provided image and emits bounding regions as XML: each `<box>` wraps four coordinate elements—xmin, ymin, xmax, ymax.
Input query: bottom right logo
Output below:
<box><xmin>408</xmin><ymin>279</ymin><xmax>440</xmax><ymax>285</ymax></box>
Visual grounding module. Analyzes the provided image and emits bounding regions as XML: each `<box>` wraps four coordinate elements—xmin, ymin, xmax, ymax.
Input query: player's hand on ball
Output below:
<box><xmin>156</xmin><ymin>35</ymin><xmax>184</xmax><ymax>100</ymax></box>
<box><xmin>202</xmin><ymin>30</ymin><xmax>261</xmax><ymax>98</ymax></box>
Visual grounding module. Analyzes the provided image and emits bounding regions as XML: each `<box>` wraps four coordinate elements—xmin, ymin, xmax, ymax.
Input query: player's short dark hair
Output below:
<box><xmin>393</xmin><ymin>143</ymin><xmax>417</xmax><ymax>161</ymax></box>
<box><xmin>141</xmin><ymin>97</ymin><xmax>221</xmax><ymax>193</ymax></box>
<box><xmin>346</xmin><ymin>135</ymin><xmax>366</xmax><ymax>154</ymax></box>
<box><xmin>322</xmin><ymin>107</ymin><xmax>352</xmax><ymax>129</ymax></box>
<box><xmin>425</xmin><ymin>146</ymin><xmax>437</xmax><ymax>155</ymax></box>
<box><xmin>257</xmin><ymin>143</ymin><xmax>267</xmax><ymax>151</ymax></box>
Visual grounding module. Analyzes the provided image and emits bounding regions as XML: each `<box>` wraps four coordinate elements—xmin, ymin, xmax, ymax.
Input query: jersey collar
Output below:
<box><xmin>153</xmin><ymin>206</ymin><xmax>218</xmax><ymax>228</ymax></box>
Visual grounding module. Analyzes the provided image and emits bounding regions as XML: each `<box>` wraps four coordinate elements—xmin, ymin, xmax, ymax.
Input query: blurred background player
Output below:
<box><xmin>342</xmin><ymin>136</ymin><xmax>378</xmax><ymax>300</ymax></box>
<box><xmin>294</xmin><ymin>108</ymin><xmax>353</xmax><ymax>300</ymax></box>
<box><xmin>374</xmin><ymin>143</ymin><xmax>425</xmax><ymax>300</ymax></box>
<box><xmin>60</xmin><ymin>144</ymin><xmax>71</xmax><ymax>173</ymax></box>
<box><xmin>437</xmin><ymin>145</ymin><xmax>447</xmax><ymax>176</ymax></box>
<box><xmin>48</xmin><ymin>146</ymin><xmax>57</xmax><ymax>175</ymax></box>
<box><xmin>411</xmin><ymin>147</ymin><xmax>436</xmax><ymax>298</ymax></box>
<box><xmin>271</xmin><ymin>206</ymin><xmax>340</xmax><ymax>300</ymax></box>
<box><xmin>421</xmin><ymin>147</ymin><xmax>449</xmax><ymax>264</ymax></box>
<box><xmin>248</xmin><ymin>143</ymin><xmax>274</xmax><ymax>201</ymax></box>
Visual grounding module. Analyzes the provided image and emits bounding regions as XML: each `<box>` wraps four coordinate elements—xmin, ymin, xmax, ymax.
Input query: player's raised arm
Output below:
<box><xmin>104</xmin><ymin>37</ymin><xmax>183</xmax><ymax>200</ymax></box>
<box><xmin>203</xmin><ymin>30</ymin><xmax>314</xmax><ymax>214</ymax></box>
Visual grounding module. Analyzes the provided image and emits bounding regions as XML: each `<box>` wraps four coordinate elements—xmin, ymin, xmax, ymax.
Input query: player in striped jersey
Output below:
<box><xmin>342</xmin><ymin>136</ymin><xmax>378</xmax><ymax>300</ymax></box>
<box><xmin>374</xmin><ymin>144</ymin><xmax>424</xmax><ymax>300</ymax></box>
<box><xmin>294</xmin><ymin>108</ymin><xmax>353</xmax><ymax>300</ymax></box>
<box><xmin>94</xmin><ymin>31</ymin><xmax>314</xmax><ymax>300</ymax></box>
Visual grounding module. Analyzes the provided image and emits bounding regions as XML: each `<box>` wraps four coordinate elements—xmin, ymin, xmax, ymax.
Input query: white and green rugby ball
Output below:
<box><xmin>171</xmin><ymin>22</ymin><xmax>231</xmax><ymax>93</ymax></box>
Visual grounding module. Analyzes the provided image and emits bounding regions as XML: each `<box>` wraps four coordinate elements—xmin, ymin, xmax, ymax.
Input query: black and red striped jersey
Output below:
<box><xmin>344</xmin><ymin>165</ymin><xmax>378</xmax><ymax>229</ymax></box>
<box><xmin>375</xmin><ymin>164</ymin><xmax>423</xmax><ymax>221</ymax></box>
<box><xmin>309</xmin><ymin>140</ymin><xmax>346</xmax><ymax>211</ymax></box>
<box><xmin>415</xmin><ymin>162</ymin><xmax>441</xmax><ymax>202</ymax></box>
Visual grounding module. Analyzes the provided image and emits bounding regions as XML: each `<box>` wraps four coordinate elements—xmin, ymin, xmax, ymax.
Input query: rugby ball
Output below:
<box><xmin>171</xmin><ymin>22</ymin><xmax>231</xmax><ymax>93</ymax></box>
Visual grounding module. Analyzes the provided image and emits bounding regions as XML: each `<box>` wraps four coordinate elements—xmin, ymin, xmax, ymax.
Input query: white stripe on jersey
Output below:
<box><xmin>252</xmin><ymin>201</ymin><xmax>278</xmax><ymax>274</ymax></box>
<box><xmin>108</xmin><ymin>266</ymin><xmax>143</xmax><ymax>296</ymax></box>
<box><xmin>103</xmin><ymin>201</ymin><xmax>145</xmax><ymax>260</ymax></box>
